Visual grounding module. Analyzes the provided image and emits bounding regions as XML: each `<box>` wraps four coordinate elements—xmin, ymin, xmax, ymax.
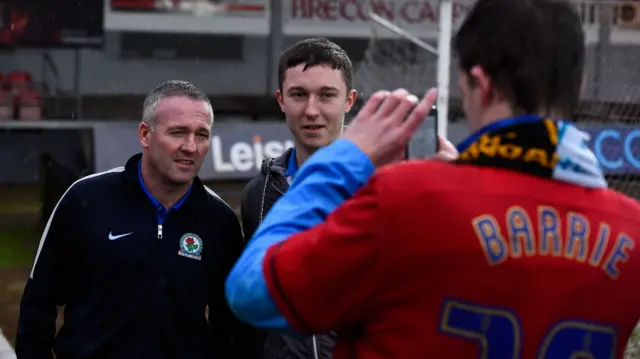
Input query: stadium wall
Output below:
<box><xmin>1</xmin><ymin>35</ymin><xmax>638</xmax><ymax>99</ymax></box>
<box><xmin>0</xmin><ymin>34</ymin><xmax>270</xmax><ymax>96</ymax></box>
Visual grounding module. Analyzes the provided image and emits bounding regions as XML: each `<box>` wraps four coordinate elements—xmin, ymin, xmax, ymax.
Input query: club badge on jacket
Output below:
<box><xmin>178</xmin><ymin>233</ymin><xmax>203</xmax><ymax>260</ymax></box>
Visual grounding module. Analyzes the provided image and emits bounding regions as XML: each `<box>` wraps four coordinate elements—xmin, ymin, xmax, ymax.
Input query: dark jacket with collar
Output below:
<box><xmin>240</xmin><ymin>148</ymin><xmax>336</xmax><ymax>359</ymax></box>
<box><xmin>17</xmin><ymin>153</ymin><xmax>255</xmax><ymax>359</ymax></box>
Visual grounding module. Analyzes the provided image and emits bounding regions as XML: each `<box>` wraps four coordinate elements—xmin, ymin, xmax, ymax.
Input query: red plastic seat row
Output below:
<box><xmin>4</xmin><ymin>70</ymin><xmax>33</xmax><ymax>93</ymax></box>
<box><xmin>0</xmin><ymin>87</ymin><xmax>43</xmax><ymax>121</ymax></box>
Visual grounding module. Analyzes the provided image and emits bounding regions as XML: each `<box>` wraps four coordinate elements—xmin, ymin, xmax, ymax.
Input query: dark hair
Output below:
<box><xmin>453</xmin><ymin>0</ymin><xmax>585</xmax><ymax>118</ymax></box>
<box><xmin>278</xmin><ymin>37</ymin><xmax>354</xmax><ymax>92</ymax></box>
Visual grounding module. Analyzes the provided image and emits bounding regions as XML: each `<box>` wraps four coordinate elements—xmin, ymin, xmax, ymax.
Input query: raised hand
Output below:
<box><xmin>432</xmin><ymin>135</ymin><xmax>459</xmax><ymax>161</ymax></box>
<box><xmin>343</xmin><ymin>88</ymin><xmax>438</xmax><ymax>168</ymax></box>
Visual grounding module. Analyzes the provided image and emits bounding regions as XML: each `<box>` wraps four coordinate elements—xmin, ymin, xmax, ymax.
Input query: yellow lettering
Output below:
<box><xmin>473</xmin><ymin>206</ymin><xmax>634</xmax><ymax>280</ymax></box>
<box><xmin>459</xmin><ymin>131</ymin><xmax>557</xmax><ymax>169</ymax></box>
<box><xmin>462</xmin><ymin>142</ymin><xmax>480</xmax><ymax>160</ymax></box>
<box><xmin>460</xmin><ymin>133</ymin><xmax>554</xmax><ymax>166</ymax></box>
<box><xmin>549</xmin><ymin>152</ymin><xmax>560</xmax><ymax>168</ymax></box>
<box><xmin>544</xmin><ymin>119</ymin><xmax>559</xmax><ymax>145</ymax></box>
<box><xmin>506</xmin><ymin>206</ymin><xmax>535</xmax><ymax>257</ymax></box>
<box><xmin>602</xmin><ymin>233</ymin><xmax>635</xmax><ymax>279</ymax></box>
<box><xmin>472</xmin><ymin>215</ymin><xmax>508</xmax><ymax>266</ymax></box>
<box><xmin>478</xmin><ymin>135</ymin><xmax>501</xmax><ymax>157</ymax></box>
<box><xmin>565</xmin><ymin>212</ymin><xmax>589</xmax><ymax>262</ymax></box>
<box><xmin>537</xmin><ymin>206</ymin><xmax>562</xmax><ymax>256</ymax></box>
<box><xmin>589</xmin><ymin>223</ymin><xmax>610</xmax><ymax>267</ymax></box>
<box><xmin>523</xmin><ymin>148</ymin><xmax>551</xmax><ymax>168</ymax></box>
<box><xmin>498</xmin><ymin>144</ymin><xmax>523</xmax><ymax>160</ymax></box>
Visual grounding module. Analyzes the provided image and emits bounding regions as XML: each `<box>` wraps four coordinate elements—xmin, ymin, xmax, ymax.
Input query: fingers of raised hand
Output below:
<box><xmin>356</xmin><ymin>90</ymin><xmax>390</xmax><ymax>121</ymax></box>
<box><xmin>432</xmin><ymin>135</ymin><xmax>459</xmax><ymax>162</ymax></box>
<box><xmin>376</xmin><ymin>89</ymin><xmax>418</xmax><ymax>122</ymax></box>
<box><xmin>401</xmin><ymin>88</ymin><xmax>438</xmax><ymax>136</ymax></box>
<box><xmin>437</xmin><ymin>135</ymin><xmax>458</xmax><ymax>156</ymax></box>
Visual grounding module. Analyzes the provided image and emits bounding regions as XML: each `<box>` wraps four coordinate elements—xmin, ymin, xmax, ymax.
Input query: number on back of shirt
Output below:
<box><xmin>439</xmin><ymin>299</ymin><xmax>617</xmax><ymax>359</ymax></box>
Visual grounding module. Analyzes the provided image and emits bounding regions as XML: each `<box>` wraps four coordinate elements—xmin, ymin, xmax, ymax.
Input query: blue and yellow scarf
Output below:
<box><xmin>455</xmin><ymin>115</ymin><xmax>608</xmax><ymax>189</ymax></box>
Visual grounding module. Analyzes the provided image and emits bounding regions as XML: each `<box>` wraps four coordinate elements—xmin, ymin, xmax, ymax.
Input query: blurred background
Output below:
<box><xmin>0</xmin><ymin>0</ymin><xmax>638</xmax><ymax>357</ymax></box>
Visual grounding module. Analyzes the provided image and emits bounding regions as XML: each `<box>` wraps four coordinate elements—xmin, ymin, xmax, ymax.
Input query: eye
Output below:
<box><xmin>320</xmin><ymin>92</ymin><xmax>337</xmax><ymax>99</ymax></box>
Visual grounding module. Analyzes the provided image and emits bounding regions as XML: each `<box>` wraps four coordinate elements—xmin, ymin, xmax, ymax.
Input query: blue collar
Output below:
<box><xmin>138</xmin><ymin>159</ymin><xmax>191</xmax><ymax>223</ymax></box>
<box><xmin>456</xmin><ymin>115</ymin><xmax>544</xmax><ymax>153</ymax></box>
<box><xmin>285</xmin><ymin>147</ymin><xmax>298</xmax><ymax>178</ymax></box>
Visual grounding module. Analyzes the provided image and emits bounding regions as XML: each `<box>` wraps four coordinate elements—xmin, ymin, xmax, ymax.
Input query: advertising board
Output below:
<box><xmin>282</xmin><ymin>0</ymin><xmax>471</xmax><ymax>38</ymax></box>
<box><xmin>1</xmin><ymin>120</ymin><xmax>635</xmax><ymax>184</ymax></box>
<box><xmin>106</xmin><ymin>0</ymin><xmax>270</xmax><ymax>35</ymax></box>
<box><xmin>93</xmin><ymin>122</ymin><xmax>294</xmax><ymax>180</ymax></box>
<box><xmin>586</xmin><ymin>126</ymin><xmax>640</xmax><ymax>175</ymax></box>
<box><xmin>282</xmin><ymin>0</ymin><xmax>640</xmax><ymax>44</ymax></box>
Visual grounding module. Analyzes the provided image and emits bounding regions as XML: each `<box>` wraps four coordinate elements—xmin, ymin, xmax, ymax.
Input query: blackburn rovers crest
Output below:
<box><xmin>178</xmin><ymin>233</ymin><xmax>203</xmax><ymax>260</ymax></box>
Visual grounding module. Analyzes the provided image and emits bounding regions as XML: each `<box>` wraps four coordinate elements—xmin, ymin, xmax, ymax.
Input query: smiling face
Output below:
<box><xmin>139</xmin><ymin>95</ymin><xmax>213</xmax><ymax>187</ymax></box>
<box><xmin>277</xmin><ymin>64</ymin><xmax>356</xmax><ymax>153</ymax></box>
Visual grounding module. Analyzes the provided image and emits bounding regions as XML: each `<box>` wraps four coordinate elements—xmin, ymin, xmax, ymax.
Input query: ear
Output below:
<box><xmin>345</xmin><ymin>89</ymin><xmax>357</xmax><ymax>112</ymax></box>
<box><xmin>469</xmin><ymin>65</ymin><xmax>493</xmax><ymax>106</ymax></box>
<box><xmin>139</xmin><ymin>122</ymin><xmax>151</xmax><ymax>148</ymax></box>
<box><xmin>276</xmin><ymin>89</ymin><xmax>285</xmax><ymax>112</ymax></box>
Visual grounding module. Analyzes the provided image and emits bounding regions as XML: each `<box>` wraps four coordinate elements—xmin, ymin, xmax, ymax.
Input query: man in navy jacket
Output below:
<box><xmin>16</xmin><ymin>80</ymin><xmax>254</xmax><ymax>359</ymax></box>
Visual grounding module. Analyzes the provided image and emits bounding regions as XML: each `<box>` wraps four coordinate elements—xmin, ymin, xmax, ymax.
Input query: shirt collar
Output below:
<box><xmin>456</xmin><ymin>115</ymin><xmax>543</xmax><ymax>153</ymax></box>
<box><xmin>285</xmin><ymin>147</ymin><xmax>298</xmax><ymax>178</ymax></box>
<box><xmin>138</xmin><ymin>159</ymin><xmax>191</xmax><ymax>212</ymax></box>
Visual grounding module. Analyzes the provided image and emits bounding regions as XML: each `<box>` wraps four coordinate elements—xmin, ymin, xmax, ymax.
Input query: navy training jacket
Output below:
<box><xmin>16</xmin><ymin>153</ymin><xmax>255</xmax><ymax>359</ymax></box>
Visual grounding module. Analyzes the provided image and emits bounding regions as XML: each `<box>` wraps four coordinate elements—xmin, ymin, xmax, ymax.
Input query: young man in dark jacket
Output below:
<box><xmin>240</xmin><ymin>38</ymin><xmax>357</xmax><ymax>359</ymax></box>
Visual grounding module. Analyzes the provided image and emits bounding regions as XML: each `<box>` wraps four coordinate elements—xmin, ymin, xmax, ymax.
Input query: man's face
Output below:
<box><xmin>277</xmin><ymin>64</ymin><xmax>356</xmax><ymax>151</ymax></box>
<box><xmin>139</xmin><ymin>96</ymin><xmax>212</xmax><ymax>186</ymax></box>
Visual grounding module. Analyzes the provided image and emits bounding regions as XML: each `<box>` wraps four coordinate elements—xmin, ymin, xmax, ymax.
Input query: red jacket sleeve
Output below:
<box><xmin>262</xmin><ymin>176</ymin><xmax>385</xmax><ymax>334</ymax></box>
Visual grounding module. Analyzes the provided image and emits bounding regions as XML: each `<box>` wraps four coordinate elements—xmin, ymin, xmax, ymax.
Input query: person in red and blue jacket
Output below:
<box><xmin>225</xmin><ymin>1</ymin><xmax>640</xmax><ymax>358</ymax></box>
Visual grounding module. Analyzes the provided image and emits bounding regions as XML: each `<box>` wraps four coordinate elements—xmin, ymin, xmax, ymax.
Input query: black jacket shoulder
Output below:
<box><xmin>49</xmin><ymin>166</ymin><xmax>128</xmax><ymax>225</ymax></box>
<box><xmin>240</xmin><ymin>171</ymin><xmax>268</xmax><ymax>242</ymax></box>
<box><xmin>204</xmin><ymin>185</ymin><xmax>239</xmax><ymax>220</ymax></box>
<box><xmin>66</xmin><ymin>166</ymin><xmax>126</xmax><ymax>195</ymax></box>
<box><xmin>240</xmin><ymin>147</ymin><xmax>291</xmax><ymax>241</ymax></box>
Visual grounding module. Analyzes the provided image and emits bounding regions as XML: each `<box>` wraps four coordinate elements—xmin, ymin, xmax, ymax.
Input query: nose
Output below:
<box><xmin>304</xmin><ymin>95</ymin><xmax>321</xmax><ymax>118</ymax></box>
<box><xmin>181</xmin><ymin>135</ymin><xmax>197</xmax><ymax>153</ymax></box>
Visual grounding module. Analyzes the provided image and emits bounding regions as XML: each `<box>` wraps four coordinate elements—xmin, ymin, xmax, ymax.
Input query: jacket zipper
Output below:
<box><xmin>312</xmin><ymin>335</ymin><xmax>319</xmax><ymax>359</ymax></box>
<box><xmin>157</xmin><ymin>224</ymin><xmax>163</xmax><ymax>239</ymax></box>
<box><xmin>271</xmin><ymin>181</ymin><xmax>285</xmax><ymax>196</ymax></box>
<box><xmin>262</xmin><ymin>170</ymin><xmax>320</xmax><ymax>359</ymax></box>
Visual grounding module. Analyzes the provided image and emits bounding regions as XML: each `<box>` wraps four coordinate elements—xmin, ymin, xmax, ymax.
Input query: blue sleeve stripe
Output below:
<box><xmin>225</xmin><ymin>139</ymin><xmax>375</xmax><ymax>332</ymax></box>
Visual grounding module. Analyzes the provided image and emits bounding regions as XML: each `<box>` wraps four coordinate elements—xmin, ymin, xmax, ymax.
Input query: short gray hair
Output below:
<box><xmin>142</xmin><ymin>80</ymin><xmax>213</xmax><ymax>131</ymax></box>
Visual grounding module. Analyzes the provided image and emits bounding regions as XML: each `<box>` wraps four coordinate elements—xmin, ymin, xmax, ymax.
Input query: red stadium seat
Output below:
<box><xmin>110</xmin><ymin>0</ymin><xmax>157</xmax><ymax>10</ymax></box>
<box><xmin>6</xmin><ymin>70</ymin><xmax>33</xmax><ymax>95</ymax></box>
<box><xmin>0</xmin><ymin>90</ymin><xmax>13</xmax><ymax>120</ymax></box>
<box><xmin>16</xmin><ymin>88</ymin><xmax>42</xmax><ymax>121</ymax></box>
